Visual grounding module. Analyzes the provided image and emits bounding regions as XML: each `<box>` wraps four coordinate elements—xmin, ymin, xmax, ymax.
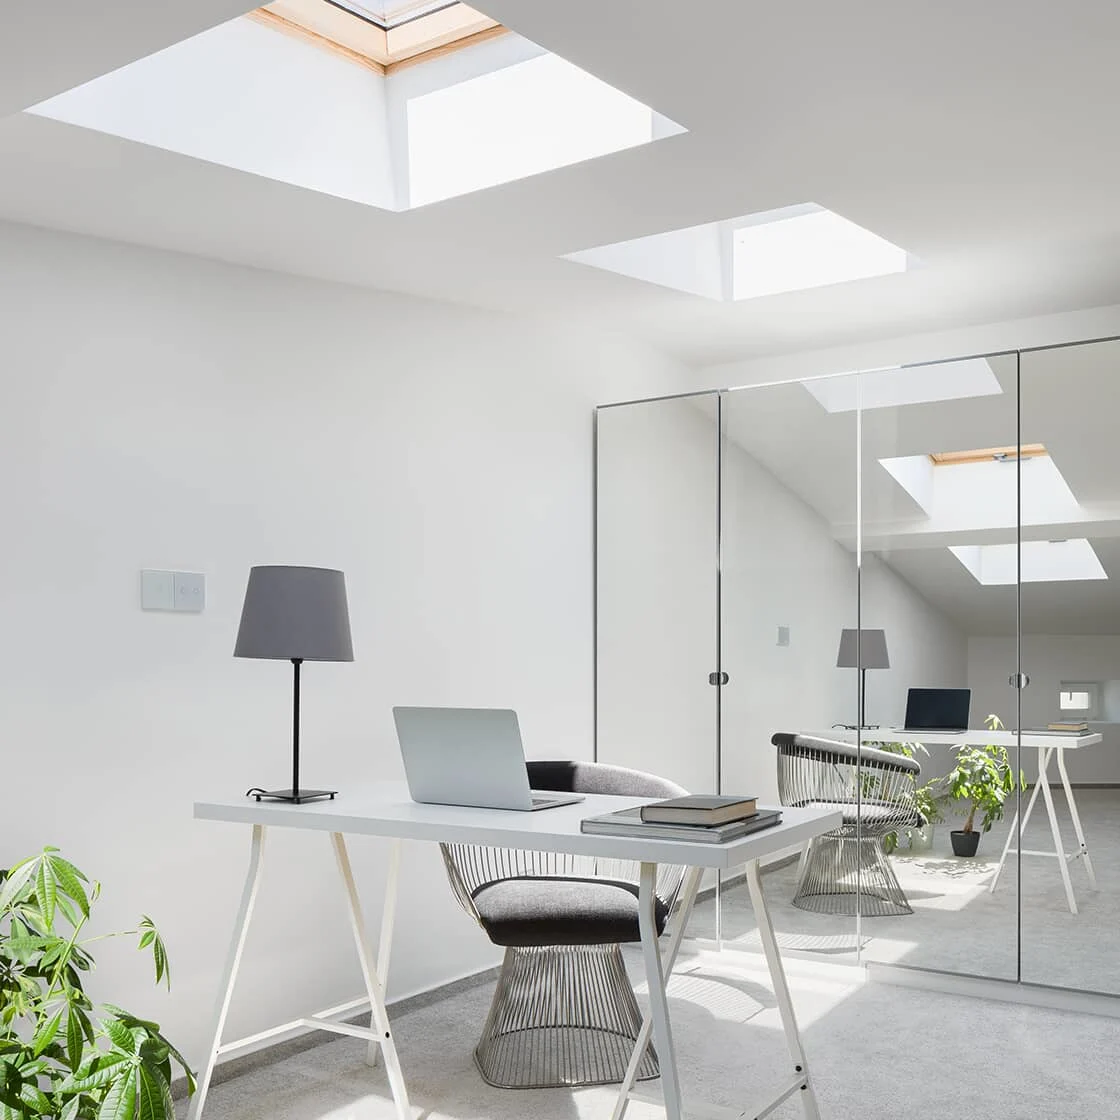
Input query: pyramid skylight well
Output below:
<box><xmin>28</xmin><ymin>0</ymin><xmax>684</xmax><ymax>211</ymax></box>
<box><xmin>566</xmin><ymin>203</ymin><xmax>915</xmax><ymax>301</ymax></box>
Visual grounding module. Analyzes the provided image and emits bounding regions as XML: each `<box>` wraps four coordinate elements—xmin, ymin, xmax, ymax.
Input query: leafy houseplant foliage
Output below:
<box><xmin>0</xmin><ymin>848</ymin><xmax>194</xmax><ymax>1119</ymax></box>
<box><xmin>944</xmin><ymin>713</ymin><xmax>1024</xmax><ymax>834</ymax></box>
<box><xmin>875</xmin><ymin>740</ymin><xmax>943</xmax><ymax>853</ymax></box>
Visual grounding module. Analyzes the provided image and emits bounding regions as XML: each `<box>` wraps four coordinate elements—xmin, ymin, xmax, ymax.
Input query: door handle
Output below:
<box><xmin>709</xmin><ymin>672</ymin><xmax>729</xmax><ymax>686</ymax></box>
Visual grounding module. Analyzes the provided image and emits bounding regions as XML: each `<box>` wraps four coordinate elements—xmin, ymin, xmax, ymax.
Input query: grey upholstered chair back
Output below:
<box><xmin>528</xmin><ymin>760</ymin><xmax>686</xmax><ymax>799</ymax></box>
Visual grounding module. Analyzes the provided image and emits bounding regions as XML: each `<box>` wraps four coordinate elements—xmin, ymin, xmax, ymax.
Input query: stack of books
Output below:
<box><xmin>1047</xmin><ymin>720</ymin><xmax>1089</xmax><ymax>733</ymax></box>
<box><xmin>580</xmin><ymin>794</ymin><xmax>781</xmax><ymax>844</ymax></box>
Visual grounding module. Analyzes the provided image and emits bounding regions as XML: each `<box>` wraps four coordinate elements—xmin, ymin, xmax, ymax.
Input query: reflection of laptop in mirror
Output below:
<box><xmin>393</xmin><ymin>706</ymin><xmax>584</xmax><ymax>812</ymax></box>
<box><xmin>903</xmin><ymin>688</ymin><xmax>971</xmax><ymax>733</ymax></box>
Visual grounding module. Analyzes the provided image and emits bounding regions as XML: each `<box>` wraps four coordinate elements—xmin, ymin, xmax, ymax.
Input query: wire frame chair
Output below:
<box><xmin>440</xmin><ymin>762</ymin><xmax>687</xmax><ymax>1089</ymax></box>
<box><xmin>772</xmin><ymin>733</ymin><xmax>923</xmax><ymax>917</ymax></box>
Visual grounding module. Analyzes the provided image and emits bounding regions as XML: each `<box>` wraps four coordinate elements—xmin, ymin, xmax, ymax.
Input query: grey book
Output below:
<box><xmin>580</xmin><ymin>806</ymin><xmax>782</xmax><ymax>844</ymax></box>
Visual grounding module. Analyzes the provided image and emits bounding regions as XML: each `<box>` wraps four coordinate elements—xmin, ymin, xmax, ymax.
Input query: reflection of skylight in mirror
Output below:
<box><xmin>879</xmin><ymin>450</ymin><xmax>1082</xmax><ymax>528</ymax></box>
<box><xmin>732</xmin><ymin>206</ymin><xmax>909</xmax><ymax>301</ymax></box>
<box><xmin>950</xmin><ymin>540</ymin><xmax>1107</xmax><ymax>585</ymax></box>
<box><xmin>406</xmin><ymin>54</ymin><xmax>658</xmax><ymax>206</ymax></box>
<box><xmin>802</xmin><ymin>358</ymin><xmax>1002</xmax><ymax>414</ymax></box>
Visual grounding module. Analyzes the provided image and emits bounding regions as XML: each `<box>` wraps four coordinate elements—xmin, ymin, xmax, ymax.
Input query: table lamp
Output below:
<box><xmin>836</xmin><ymin>628</ymin><xmax>890</xmax><ymax>729</ymax></box>
<box><xmin>235</xmin><ymin>565</ymin><xmax>353</xmax><ymax>804</ymax></box>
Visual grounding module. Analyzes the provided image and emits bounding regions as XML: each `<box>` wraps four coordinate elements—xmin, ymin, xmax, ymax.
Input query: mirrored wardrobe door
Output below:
<box><xmin>1019</xmin><ymin>339</ymin><xmax>1120</xmax><ymax>993</ymax></box>
<box><xmin>715</xmin><ymin>376</ymin><xmax>861</xmax><ymax>953</ymax></box>
<box><xmin>854</xmin><ymin>354</ymin><xmax>1021</xmax><ymax>980</ymax></box>
<box><xmin>595</xmin><ymin>392</ymin><xmax>720</xmax><ymax>795</ymax></box>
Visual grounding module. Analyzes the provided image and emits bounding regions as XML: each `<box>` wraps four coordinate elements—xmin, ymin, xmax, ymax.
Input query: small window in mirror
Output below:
<box><xmin>1059</xmin><ymin>681</ymin><xmax>1100</xmax><ymax>719</ymax></box>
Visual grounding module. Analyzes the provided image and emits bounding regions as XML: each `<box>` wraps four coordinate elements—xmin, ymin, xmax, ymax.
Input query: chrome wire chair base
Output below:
<box><xmin>792</xmin><ymin>834</ymin><xmax>913</xmax><ymax>917</ymax></box>
<box><xmin>474</xmin><ymin>944</ymin><xmax>659</xmax><ymax>1089</ymax></box>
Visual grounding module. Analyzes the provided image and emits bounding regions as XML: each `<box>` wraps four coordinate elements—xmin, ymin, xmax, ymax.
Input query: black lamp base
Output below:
<box><xmin>247</xmin><ymin>787</ymin><xmax>337</xmax><ymax>804</ymax></box>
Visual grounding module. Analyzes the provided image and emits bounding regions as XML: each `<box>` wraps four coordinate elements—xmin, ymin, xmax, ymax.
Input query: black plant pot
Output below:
<box><xmin>951</xmin><ymin>830</ymin><xmax>981</xmax><ymax>857</ymax></box>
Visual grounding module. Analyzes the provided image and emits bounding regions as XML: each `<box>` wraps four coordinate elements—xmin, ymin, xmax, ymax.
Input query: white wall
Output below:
<box><xmin>596</xmin><ymin>391</ymin><xmax>966</xmax><ymax>804</ymax></box>
<box><xmin>0</xmin><ymin>220</ymin><xmax>687</xmax><ymax>1069</ymax></box>
<box><xmin>969</xmin><ymin>635</ymin><xmax>1120</xmax><ymax>784</ymax></box>
<box><xmin>30</xmin><ymin>17</ymin><xmax>398</xmax><ymax>209</ymax></box>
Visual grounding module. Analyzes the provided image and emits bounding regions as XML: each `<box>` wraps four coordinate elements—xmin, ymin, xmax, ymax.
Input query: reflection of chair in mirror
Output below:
<box><xmin>440</xmin><ymin>760</ymin><xmax>687</xmax><ymax>1088</ymax></box>
<box><xmin>773</xmin><ymin>733</ymin><xmax>923</xmax><ymax>916</ymax></box>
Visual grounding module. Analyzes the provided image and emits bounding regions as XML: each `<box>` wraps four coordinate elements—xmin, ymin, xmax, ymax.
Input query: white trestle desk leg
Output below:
<box><xmin>746</xmin><ymin>859</ymin><xmax>821</xmax><ymax>1120</ymax></box>
<box><xmin>638</xmin><ymin>861</ymin><xmax>684</xmax><ymax>1120</ymax></box>
<box><xmin>991</xmin><ymin>749</ymin><xmax>1047</xmax><ymax>895</ymax></box>
<box><xmin>1035</xmin><ymin>754</ymin><xmax>1079</xmax><ymax>914</ymax></box>
<box><xmin>612</xmin><ymin>865</ymin><xmax>703</xmax><ymax>1120</ymax></box>
<box><xmin>1057</xmin><ymin>748</ymin><xmax>1097</xmax><ymax>889</ymax></box>
<box><xmin>367</xmin><ymin>838</ymin><xmax>401</xmax><ymax>1067</ymax></box>
<box><xmin>188</xmin><ymin>824</ymin><xmax>267</xmax><ymax>1120</ymax></box>
<box><xmin>330</xmin><ymin>833</ymin><xmax>412</xmax><ymax>1120</ymax></box>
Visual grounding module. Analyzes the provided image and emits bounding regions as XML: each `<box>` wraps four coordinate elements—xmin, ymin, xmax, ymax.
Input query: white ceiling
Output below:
<box><xmin>4</xmin><ymin>1</ymin><xmax>1120</xmax><ymax>366</ymax></box>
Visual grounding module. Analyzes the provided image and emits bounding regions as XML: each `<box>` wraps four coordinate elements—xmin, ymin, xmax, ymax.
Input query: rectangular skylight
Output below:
<box><xmin>949</xmin><ymin>540</ymin><xmax>1108</xmax><ymax>586</ymax></box>
<box><xmin>406</xmin><ymin>53</ymin><xmax>656</xmax><ymax>206</ymax></box>
<box><xmin>732</xmin><ymin>205</ymin><xmax>909</xmax><ymax>301</ymax></box>
<box><xmin>802</xmin><ymin>357</ymin><xmax>1002</xmax><ymax>414</ymax></box>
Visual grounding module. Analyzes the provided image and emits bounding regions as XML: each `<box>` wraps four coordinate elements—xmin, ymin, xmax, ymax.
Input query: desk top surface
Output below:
<box><xmin>194</xmin><ymin>783</ymin><xmax>840</xmax><ymax>869</ymax></box>
<box><xmin>817</xmin><ymin>728</ymin><xmax>1103</xmax><ymax>750</ymax></box>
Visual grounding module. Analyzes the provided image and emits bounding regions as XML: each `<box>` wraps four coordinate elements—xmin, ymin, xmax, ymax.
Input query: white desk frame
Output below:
<box><xmin>191</xmin><ymin>785</ymin><xmax>840</xmax><ymax>1120</ymax></box>
<box><xmin>831</xmin><ymin>729</ymin><xmax>1102</xmax><ymax>915</ymax></box>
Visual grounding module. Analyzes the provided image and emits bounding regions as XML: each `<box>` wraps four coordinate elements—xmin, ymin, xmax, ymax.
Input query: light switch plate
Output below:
<box><xmin>172</xmin><ymin>571</ymin><xmax>205</xmax><ymax>612</ymax></box>
<box><xmin>140</xmin><ymin>570</ymin><xmax>174</xmax><ymax>611</ymax></box>
<box><xmin>777</xmin><ymin>625</ymin><xmax>791</xmax><ymax>647</ymax></box>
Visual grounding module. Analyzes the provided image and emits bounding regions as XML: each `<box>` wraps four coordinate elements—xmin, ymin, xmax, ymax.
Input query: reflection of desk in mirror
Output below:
<box><xmin>823</xmin><ymin>728</ymin><xmax>1102</xmax><ymax>915</ymax></box>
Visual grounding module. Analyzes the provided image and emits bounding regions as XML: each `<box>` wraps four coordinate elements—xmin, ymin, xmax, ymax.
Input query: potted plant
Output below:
<box><xmin>943</xmin><ymin>714</ymin><xmax>1023</xmax><ymax>856</ymax></box>
<box><xmin>0</xmin><ymin>847</ymin><xmax>194</xmax><ymax>1119</ymax></box>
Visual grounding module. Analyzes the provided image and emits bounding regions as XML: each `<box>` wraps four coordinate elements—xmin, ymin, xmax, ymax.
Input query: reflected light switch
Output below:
<box><xmin>173</xmin><ymin>572</ymin><xmax>205</xmax><ymax>613</ymax></box>
<box><xmin>777</xmin><ymin>625</ymin><xmax>791</xmax><ymax>647</ymax></box>
<box><xmin>140</xmin><ymin>570</ymin><xmax>174</xmax><ymax>611</ymax></box>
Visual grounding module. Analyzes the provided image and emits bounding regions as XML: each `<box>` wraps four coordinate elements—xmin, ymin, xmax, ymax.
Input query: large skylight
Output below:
<box><xmin>950</xmin><ymin>540</ymin><xmax>1108</xmax><ymax>585</ymax></box>
<box><xmin>406</xmin><ymin>53</ymin><xmax>657</xmax><ymax>207</ymax></box>
<box><xmin>732</xmin><ymin>206</ymin><xmax>909</xmax><ymax>300</ymax></box>
<box><xmin>565</xmin><ymin>203</ymin><xmax>913</xmax><ymax>301</ymax></box>
<box><xmin>802</xmin><ymin>358</ymin><xmax>1002</xmax><ymax>414</ymax></box>
<box><xmin>333</xmin><ymin>0</ymin><xmax>452</xmax><ymax>28</ymax></box>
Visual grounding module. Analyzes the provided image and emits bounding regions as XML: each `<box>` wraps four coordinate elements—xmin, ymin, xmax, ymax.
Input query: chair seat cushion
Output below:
<box><xmin>471</xmin><ymin>876</ymin><xmax>670</xmax><ymax>948</ymax></box>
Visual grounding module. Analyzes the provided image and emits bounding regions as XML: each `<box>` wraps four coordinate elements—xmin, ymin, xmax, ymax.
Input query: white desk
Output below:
<box><xmin>191</xmin><ymin>784</ymin><xmax>840</xmax><ymax>1120</ymax></box>
<box><xmin>818</xmin><ymin>728</ymin><xmax>1102</xmax><ymax>914</ymax></box>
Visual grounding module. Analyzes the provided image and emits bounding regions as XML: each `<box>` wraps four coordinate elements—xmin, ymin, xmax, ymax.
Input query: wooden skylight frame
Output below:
<box><xmin>929</xmin><ymin>443</ymin><xmax>1048</xmax><ymax>466</ymax></box>
<box><xmin>249</xmin><ymin>0</ymin><xmax>505</xmax><ymax>75</ymax></box>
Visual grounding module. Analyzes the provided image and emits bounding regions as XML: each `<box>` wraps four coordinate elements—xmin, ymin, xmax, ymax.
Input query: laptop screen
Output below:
<box><xmin>904</xmin><ymin>687</ymin><xmax>971</xmax><ymax>731</ymax></box>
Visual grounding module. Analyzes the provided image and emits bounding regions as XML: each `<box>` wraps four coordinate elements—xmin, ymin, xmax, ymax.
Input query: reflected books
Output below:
<box><xmin>580</xmin><ymin>806</ymin><xmax>782</xmax><ymax>844</ymax></box>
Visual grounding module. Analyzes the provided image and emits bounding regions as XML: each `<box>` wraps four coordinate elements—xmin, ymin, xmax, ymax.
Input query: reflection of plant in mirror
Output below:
<box><xmin>943</xmin><ymin>713</ymin><xmax>1025</xmax><ymax>834</ymax></box>
<box><xmin>875</xmin><ymin>740</ymin><xmax>943</xmax><ymax>853</ymax></box>
<box><xmin>0</xmin><ymin>847</ymin><xmax>195</xmax><ymax>1120</ymax></box>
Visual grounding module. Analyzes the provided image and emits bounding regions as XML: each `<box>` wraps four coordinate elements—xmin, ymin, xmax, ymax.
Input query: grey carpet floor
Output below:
<box><xmin>691</xmin><ymin>788</ymin><xmax>1120</xmax><ymax>993</ymax></box>
<box><xmin>181</xmin><ymin>946</ymin><xmax>1120</xmax><ymax>1120</ymax></box>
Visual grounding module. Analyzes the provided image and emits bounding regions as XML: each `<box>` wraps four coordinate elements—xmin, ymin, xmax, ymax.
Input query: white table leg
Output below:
<box><xmin>612</xmin><ymin>866</ymin><xmax>703</xmax><ymax>1120</ymax></box>
<box><xmin>1035</xmin><ymin>758</ymin><xmax>1078</xmax><ymax>914</ymax></box>
<box><xmin>331</xmin><ymin>833</ymin><xmax>412</xmax><ymax>1120</ymax></box>
<box><xmin>991</xmin><ymin>748</ymin><xmax>1046</xmax><ymax>894</ymax></box>
<box><xmin>638</xmin><ymin>861</ymin><xmax>683</xmax><ymax>1120</ymax></box>
<box><xmin>367</xmin><ymin>838</ymin><xmax>402</xmax><ymax>1067</ymax></box>
<box><xmin>746</xmin><ymin>859</ymin><xmax>820</xmax><ymax>1120</ymax></box>
<box><xmin>1056</xmin><ymin>748</ymin><xmax>1097</xmax><ymax>889</ymax></box>
<box><xmin>188</xmin><ymin>824</ymin><xmax>267</xmax><ymax>1120</ymax></box>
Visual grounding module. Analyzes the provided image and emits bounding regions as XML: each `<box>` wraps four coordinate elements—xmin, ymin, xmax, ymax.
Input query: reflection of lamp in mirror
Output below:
<box><xmin>836</xmin><ymin>628</ymin><xmax>890</xmax><ymax>728</ymax></box>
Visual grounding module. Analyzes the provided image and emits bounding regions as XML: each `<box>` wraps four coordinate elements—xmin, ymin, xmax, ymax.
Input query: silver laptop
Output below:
<box><xmin>393</xmin><ymin>706</ymin><xmax>584</xmax><ymax>811</ymax></box>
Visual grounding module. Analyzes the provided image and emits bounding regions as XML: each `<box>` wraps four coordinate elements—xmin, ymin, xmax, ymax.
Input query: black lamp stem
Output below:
<box><xmin>291</xmin><ymin>657</ymin><xmax>302</xmax><ymax>799</ymax></box>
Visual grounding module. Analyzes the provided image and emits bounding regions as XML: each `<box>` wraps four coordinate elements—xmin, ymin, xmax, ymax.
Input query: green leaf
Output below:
<box><xmin>59</xmin><ymin>1096</ymin><xmax>82</xmax><ymax>1120</ymax></box>
<box><xmin>47</xmin><ymin>857</ymin><xmax>90</xmax><ymax>919</ymax></box>
<box><xmin>59</xmin><ymin>1054</ymin><xmax>135</xmax><ymax>1094</ymax></box>
<box><xmin>136</xmin><ymin>1061</ymin><xmax>174</xmax><ymax>1120</ymax></box>
<box><xmin>66</xmin><ymin>1008</ymin><xmax>84</xmax><ymax>1071</ymax></box>
<box><xmin>0</xmin><ymin>859</ymin><xmax>38</xmax><ymax>915</ymax></box>
<box><xmin>19</xmin><ymin>1080</ymin><xmax>52</xmax><ymax>1113</ymax></box>
<box><xmin>103</xmin><ymin>1018</ymin><xmax>138</xmax><ymax>1055</ymax></box>
<box><xmin>31</xmin><ymin>1008</ymin><xmax>65</xmax><ymax>1058</ymax></box>
<box><xmin>35</xmin><ymin>858</ymin><xmax>58</xmax><ymax>929</ymax></box>
<box><xmin>97</xmin><ymin>1069</ymin><xmax>137</xmax><ymax>1120</ymax></box>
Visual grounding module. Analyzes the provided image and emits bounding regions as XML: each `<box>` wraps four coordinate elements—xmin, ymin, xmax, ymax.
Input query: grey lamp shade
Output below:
<box><xmin>836</xmin><ymin>628</ymin><xmax>890</xmax><ymax>670</ymax></box>
<box><xmin>234</xmin><ymin>566</ymin><xmax>354</xmax><ymax>662</ymax></box>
